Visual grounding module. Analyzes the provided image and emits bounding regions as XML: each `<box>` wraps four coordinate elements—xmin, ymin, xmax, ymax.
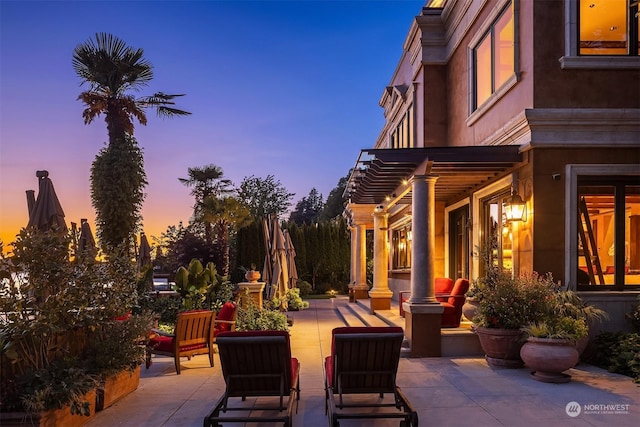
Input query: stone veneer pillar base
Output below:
<box><xmin>369</xmin><ymin>295</ymin><xmax>391</xmax><ymax>313</ymax></box>
<box><xmin>404</xmin><ymin>303</ymin><xmax>444</xmax><ymax>357</ymax></box>
<box><xmin>353</xmin><ymin>285</ymin><xmax>370</xmax><ymax>300</ymax></box>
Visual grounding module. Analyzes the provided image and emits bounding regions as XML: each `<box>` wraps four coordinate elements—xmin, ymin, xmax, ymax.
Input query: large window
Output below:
<box><xmin>449</xmin><ymin>206</ymin><xmax>470</xmax><ymax>279</ymax></box>
<box><xmin>473</xmin><ymin>1</ymin><xmax>515</xmax><ymax>109</ymax></box>
<box><xmin>481</xmin><ymin>190</ymin><xmax>514</xmax><ymax>275</ymax></box>
<box><xmin>392</xmin><ymin>224</ymin><xmax>412</xmax><ymax>270</ymax></box>
<box><xmin>579</xmin><ymin>0</ymin><xmax>639</xmax><ymax>56</ymax></box>
<box><xmin>577</xmin><ymin>176</ymin><xmax>640</xmax><ymax>290</ymax></box>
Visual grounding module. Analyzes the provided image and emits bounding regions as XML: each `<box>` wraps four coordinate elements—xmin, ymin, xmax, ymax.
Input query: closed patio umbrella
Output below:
<box><xmin>77</xmin><ymin>218</ymin><xmax>96</xmax><ymax>258</ymax></box>
<box><xmin>261</xmin><ymin>217</ymin><xmax>273</xmax><ymax>287</ymax></box>
<box><xmin>283</xmin><ymin>230</ymin><xmax>298</xmax><ymax>289</ymax></box>
<box><xmin>269</xmin><ymin>216</ymin><xmax>289</xmax><ymax>310</ymax></box>
<box><xmin>138</xmin><ymin>232</ymin><xmax>152</xmax><ymax>268</ymax></box>
<box><xmin>27</xmin><ymin>170</ymin><xmax>67</xmax><ymax>232</ymax></box>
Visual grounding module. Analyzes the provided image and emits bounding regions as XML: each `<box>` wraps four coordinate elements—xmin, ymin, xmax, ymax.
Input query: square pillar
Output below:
<box><xmin>403</xmin><ymin>303</ymin><xmax>444</xmax><ymax>357</ymax></box>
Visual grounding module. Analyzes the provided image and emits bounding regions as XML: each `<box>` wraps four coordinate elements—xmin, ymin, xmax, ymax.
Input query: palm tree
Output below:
<box><xmin>73</xmin><ymin>32</ymin><xmax>189</xmax><ymax>252</ymax></box>
<box><xmin>202</xmin><ymin>196</ymin><xmax>252</xmax><ymax>276</ymax></box>
<box><xmin>73</xmin><ymin>32</ymin><xmax>190</xmax><ymax>146</ymax></box>
<box><xmin>179</xmin><ymin>164</ymin><xmax>234</xmax><ymax>245</ymax></box>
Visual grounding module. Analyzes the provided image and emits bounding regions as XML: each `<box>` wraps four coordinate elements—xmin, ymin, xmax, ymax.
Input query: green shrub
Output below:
<box><xmin>17</xmin><ymin>359</ymin><xmax>98</xmax><ymax>416</ymax></box>
<box><xmin>587</xmin><ymin>332</ymin><xmax>640</xmax><ymax>383</ymax></box>
<box><xmin>626</xmin><ymin>295</ymin><xmax>640</xmax><ymax>333</ymax></box>
<box><xmin>236</xmin><ymin>294</ymin><xmax>289</xmax><ymax>332</ymax></box>
<box><xmin>297</xmin><ymin>281</ymin><xmax>312</xmax><ymax>297</ymax></box>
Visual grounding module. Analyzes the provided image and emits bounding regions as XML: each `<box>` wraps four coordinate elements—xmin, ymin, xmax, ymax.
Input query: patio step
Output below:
<box><xmin>347</xmin><ymin>297</ymin><xmax>483</xmax><ymax>357</ymax></box>
<box><xmin>441</xmin><ymin>322</ymin><xmax>483</xmax><ymax>357</ymax></box>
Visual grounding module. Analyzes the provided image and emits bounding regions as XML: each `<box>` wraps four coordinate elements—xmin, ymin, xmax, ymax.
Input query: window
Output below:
<box><xmin>577</xmin><ymin>176</ymin><xmax>640</xmax><ymax>290</ymax></box>
<box><xmin>449</xmin><ymin>206</ymin><xmax>470</xmax><ymax>279</ymax></box>
<box><xmin>391</xmin><ymin>105</ymin><xmax>414</xmax><ymax>149</ymax></box>
<box><xmin>579</xmin><ymin>0</ymin><xmax>639</xmax><ymax>56</ymax></box>
<box><xmin>392</xmin><ymin>224</ymin><xmax>412</xmax><ymax>269</ymax></box>
<box><xmin>481</xmin><ymin>190</ymin><xmax>514</xmax><ymax>275</ymax></box>
<box><xmin>472</xmin><ymin>2</ymin><xmax>515</xmax><ymax>109</ymax></box>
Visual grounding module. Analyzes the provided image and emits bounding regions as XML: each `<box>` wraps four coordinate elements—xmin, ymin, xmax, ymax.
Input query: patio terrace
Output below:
<box><xmin>88</xmin><ymin>297</ymin><xmax>639</xmax><ymax>427</ymax></box>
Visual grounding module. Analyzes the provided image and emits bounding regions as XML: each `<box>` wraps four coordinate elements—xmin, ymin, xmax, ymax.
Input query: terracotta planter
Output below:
<box><xmin>474</xmin><ymin>327</ymin><xmax>526</xmax><ymax>368</ymax></box>
<box><xmin>96</xmin><ymin>365</ymin><xmax>141</xmax><ymax>411</ymax></box>
<box><xmin>0</xmin><ymin>389</ymin><xmax>97</xmax><ymax>427</ymax></box>
<box><xmin>520</xmin><ymin>337</ymin><xmax>579</xmax><ymax>383</ymax></box>
<box><xmin>244</xmin><ymin>270</ymin><xmax>261</xmax><ymax>283</ymax></box>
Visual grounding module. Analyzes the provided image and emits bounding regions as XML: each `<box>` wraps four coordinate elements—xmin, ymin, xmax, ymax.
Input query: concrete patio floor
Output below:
<box><xmin>88</xmin><ymin>297</ymin><xmax>639</xmax><ymax>427</ymax></box>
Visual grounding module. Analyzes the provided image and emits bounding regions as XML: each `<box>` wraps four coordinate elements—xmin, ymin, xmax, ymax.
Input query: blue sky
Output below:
<box><xmin>0</xmin><ymin>0</ymin><xmax>424</xmax><ymax>246</ymax></box>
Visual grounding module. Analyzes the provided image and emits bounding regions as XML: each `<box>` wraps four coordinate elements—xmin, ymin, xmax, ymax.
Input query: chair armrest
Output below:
<box><xmin>150</xmin><ymin>328</ymin><xmax>174</xmax><ymax>337</ymax></box>
<box><xmin>215</xmin><ymin>319</ymin><xmax>237</xmax><ymax>331</ymax></box>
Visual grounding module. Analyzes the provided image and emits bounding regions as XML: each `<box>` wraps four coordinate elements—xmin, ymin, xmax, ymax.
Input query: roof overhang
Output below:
<box><xmin>344</xmin><ymin>146</ymin><xmax>524</xmax><ymax>206</ymax></box>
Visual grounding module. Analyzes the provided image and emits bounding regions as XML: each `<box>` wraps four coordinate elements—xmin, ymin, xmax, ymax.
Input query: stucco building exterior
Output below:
<box><xmin>344</xmin><ymin>0</ymin><xmax>640</xmax><ymax>356</ymax></box>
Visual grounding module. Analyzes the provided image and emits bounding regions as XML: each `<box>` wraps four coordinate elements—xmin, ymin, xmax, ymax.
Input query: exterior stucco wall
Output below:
<box><xmin>532</xmin><ymin>0</ymin><xmax>640</xmax><ymax>109</ymax></box>
<box><xmin>445</xmin><ymin>0</ymin><xmax>534</xmax><ymax>147</ymax></box>
<box><xmin>530</xmin><ymin>147</ymin><xmax>640</xmax><ymax>285</ymax></box>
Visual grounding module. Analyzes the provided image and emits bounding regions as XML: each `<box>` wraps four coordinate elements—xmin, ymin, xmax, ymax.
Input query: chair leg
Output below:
<box><xmin>208</xmin><ymin>348</ymin><xmax>215</xmax><ymax>367</ymax></box>
<box><xmin>175</xmin><ymin>356</ymin><xmax>181</xmax><ymax>375</ymax></box>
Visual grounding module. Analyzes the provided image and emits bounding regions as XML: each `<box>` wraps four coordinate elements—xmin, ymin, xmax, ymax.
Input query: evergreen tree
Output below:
<box><xmin>321</xmin><ymin>173</ymin><xmax>349</xmax><ymax>220</ymax></box>
<box><xmin>238</xmin><ymin>175</ymin><xmax>295</xmax><ymax>219</ymax></box>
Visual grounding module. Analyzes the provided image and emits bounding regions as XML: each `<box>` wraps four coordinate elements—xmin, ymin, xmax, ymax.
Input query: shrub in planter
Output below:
<box><xmin>0</xmin><ymin>229</ymin><xmax>145</xmax><ymax>416</ymax></box>
<box><xmin>236</xmin><ymin>297</ymin><xmax>289</xmax><ymax>332</ymax></box>
<box><xmin>16</xmin><ymin>359</ymin><xmax>98</xmax><ymax>417</ymax></box>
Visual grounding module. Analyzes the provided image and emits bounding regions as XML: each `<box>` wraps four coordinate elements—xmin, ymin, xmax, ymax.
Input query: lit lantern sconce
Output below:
<box><xmin>504</xmin><ymin>187</ymin><xmax>527</xmax><ymax>222</ymax></box>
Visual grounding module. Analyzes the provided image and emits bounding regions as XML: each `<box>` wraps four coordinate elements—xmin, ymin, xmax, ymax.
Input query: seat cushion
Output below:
<box><xmin>214</xmin><ymin>302</ymin><xmax>237</xmax><ymax>334</ymax></box>
<box><xmin>435</xmin><ymin>277</ymin><xmax>454</xmax><ymax>294</ymax></box>
<box><xmin>148</xmin><ymin>335</ymin><xmax>208</xmax><ymax>353</ymax></box>
<box><xmin>325</xmin><ymin>355</ymin><xmax>334</xmax><ymax>387</ymax></box>
<box><xmin>291</xmin><ymin>357</ymin><xmax>300</xmax><ymax>386</ymax></box>
<box><xmin>217</xmin><ymin>302</ymin><xmax>236</xmax><ymax>321</ymax></box>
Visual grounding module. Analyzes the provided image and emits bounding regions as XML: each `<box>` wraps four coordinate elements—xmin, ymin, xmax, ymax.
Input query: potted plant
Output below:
<box><xmin>0</xmin><ymin>229</ymin><xmax>150</xmax><ymax>425</ymax></box>
<box><xmin>242</xmin><ymin>263</ymin><xmax>261</xmax><ymax>283</ymax></box>
<box><xmin>520</xmin><ymin>289</ymin><xmax>608</xmax><ymax>383</ymax></box>
<box><xmin>472</xmin><ymin>268</ymin><xmax>557</xmax><ymax>368</ymax></box>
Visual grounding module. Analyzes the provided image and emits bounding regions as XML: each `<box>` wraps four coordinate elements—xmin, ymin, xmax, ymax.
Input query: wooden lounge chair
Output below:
<box><xmin>324</xmin><ymin>326</ymin><xmax>418</xmax><ymax>427</ymax></box>
<box><xmin>145</xmin><ymin>309</ymin><xmax>215</xmax><ymax>374</ymax></box>
<box><xmin>203</xmin><ymin>330</ymin><xmax>300</xmax><ymax>427</ymax></box>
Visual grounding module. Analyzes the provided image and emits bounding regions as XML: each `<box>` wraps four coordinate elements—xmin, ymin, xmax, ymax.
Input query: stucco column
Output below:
<box><xmin>353</xmin><ymin>223</ymin><xmax>369</xmax><ymax>298</ymax></box>
<box><xmin>403</xmin><ymin>174</ymin><xmax>443</xmax><ymax>357</ymax></box>
<box><xmin>409</xmin><ymin>175</ymin><xmax>439</xmax><ymax>304</ymax></box>
<box><xmin>349</xmin><ymin>225</ymin><xmax>357</xmax><ymax>285</ymax></box>
<box><xmin>369</xmin><ymin>210</ymin><xmax>392</xmax><ymax>312</ymax></box>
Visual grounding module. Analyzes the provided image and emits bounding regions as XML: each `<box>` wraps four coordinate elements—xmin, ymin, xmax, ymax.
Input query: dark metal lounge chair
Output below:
<box><xmin>324</xmin><ymin>326</ymin><xmax>418</xmax><ymax>427</ymax></box>
<box><xmin>203</xmin><ymin>330</ymin><xmax>300</xmax><ymax>427</ymax></box>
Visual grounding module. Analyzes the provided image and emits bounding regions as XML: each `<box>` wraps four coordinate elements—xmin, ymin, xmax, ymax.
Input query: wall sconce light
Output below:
<box><xmin>504</xmin><ymin>186</ymin><xmax>527</xmax><ymax>222</ymax></box>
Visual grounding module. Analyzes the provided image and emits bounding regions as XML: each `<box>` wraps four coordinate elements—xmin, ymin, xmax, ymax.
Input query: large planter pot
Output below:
<box><xmin>96</xmin><ymin>365</ymin><xmax>141</xmax><ymax>411</ymax></box>
<box><xmin>474</xmin><ymin>327</ymin><xmax>526</xmax><ymax>368</ymax></box>
<box><xmin>0</xmin><ymin>389</ymin><xmax>97</xmax><ymax>427</ymax></box>
<box><xmin>520</xmin><ymin>337</ymin><xmax>579</xmax><ymax>384</ymax></box>
<box><xmin>462</xmin><ymin>299</ymin><xmax>479</xmax><ymax>322</ymax></box>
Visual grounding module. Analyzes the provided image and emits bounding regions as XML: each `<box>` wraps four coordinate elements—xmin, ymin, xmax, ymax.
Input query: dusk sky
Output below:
<box><xmin>0</xmin><ymin>0</ymin><xmax>424</xmax><ymax>252</ymax></box>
